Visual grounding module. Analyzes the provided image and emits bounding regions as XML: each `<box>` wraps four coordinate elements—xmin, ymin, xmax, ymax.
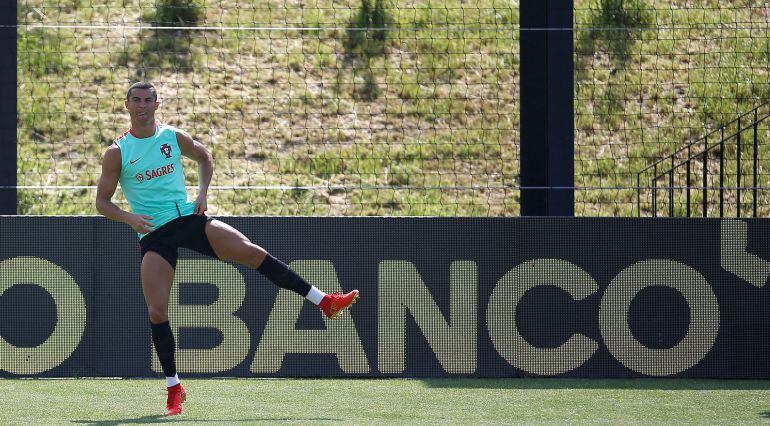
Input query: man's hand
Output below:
<box><xmin>194</xmin><ymin>193</ymin><xmax>208</xmax><ymax>215</ymax></box>
<box><xmin>126</xmin><ymin>213</ymin><xmax>155</xmax><ymax>234</ymax></box>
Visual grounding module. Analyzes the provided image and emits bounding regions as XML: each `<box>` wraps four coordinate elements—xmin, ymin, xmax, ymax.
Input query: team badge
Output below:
<box><xmin>160</xmin><ymin>143</ymin><xmax>172</xmax><ymax>159</ymax></box>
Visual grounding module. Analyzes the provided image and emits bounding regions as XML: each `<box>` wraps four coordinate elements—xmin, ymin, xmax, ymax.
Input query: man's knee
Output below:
<box><xmin>245</xmin><ymin>243</ymin><xmax>268</xmax><ymax>268</ymax></box>
<box><xmin>148</xmin><ymin>306</ymin><xmax>168</xmax><ymax>324</ymax></box>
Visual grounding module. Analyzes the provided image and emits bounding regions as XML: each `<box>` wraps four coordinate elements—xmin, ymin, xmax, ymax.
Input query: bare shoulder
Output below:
<box><xmin>175</xmin><ymin>128</ymin><xmax>194</xmax><ymax>145</ymax></box>
<box><xmin>175</xmin><ymin>128</ymin><xmax>211</xmax><ymax>162</ymax></box>
<box><xmin>102</xmin><ymin>143</ymin><xmax>122</xmax><ymax>169</ymax></box>
<box><xmin>104</xmin><ymin>142</ymin><xmax>121</xmax><ymax>157</ymax></box>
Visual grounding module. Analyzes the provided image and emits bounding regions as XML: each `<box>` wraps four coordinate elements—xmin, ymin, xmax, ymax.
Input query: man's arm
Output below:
<box><xmin>177</xmin><ymin>130</ymin><xmax>214</xmax><ymax>215</ymax></box>
<box><xmin>95</xmin><ymin>144</ymin><xmax>154</xmax><ymax>234</ymax></box>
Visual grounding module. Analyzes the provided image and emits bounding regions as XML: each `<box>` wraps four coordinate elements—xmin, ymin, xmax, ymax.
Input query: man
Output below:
<box><xmin>96</xmin><ymin>82</ymin><xmax>359</xmax><ymax>416</ymax></box>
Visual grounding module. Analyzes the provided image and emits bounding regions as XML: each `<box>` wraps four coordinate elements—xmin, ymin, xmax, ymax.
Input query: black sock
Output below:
<box><xmin>257</xmin><ymin>253</ymin><xmax>312</xmax><ymax>297</ymax></box>
<box><xmin>151</xmin><ymin>321</ymin><xmax>177</xmax><ymax>378</ymax></box>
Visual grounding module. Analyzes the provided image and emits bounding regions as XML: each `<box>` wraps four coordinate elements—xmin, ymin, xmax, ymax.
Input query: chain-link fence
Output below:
<box><xmin>17</xmin><ymin>1</ymin><xmax>770</xmax><ymax>216</ymax></box>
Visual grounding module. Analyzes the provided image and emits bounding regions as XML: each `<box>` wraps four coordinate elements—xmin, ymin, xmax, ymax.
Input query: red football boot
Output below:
<box><xmin>165</xmin><ymin>383</ymin><xmax>187</xmax><ymax>416</ymax></box>
<box><xmin>319</xmin><ymin>290</ymin><xmax>360</xmax><ymax>319</ymax></box>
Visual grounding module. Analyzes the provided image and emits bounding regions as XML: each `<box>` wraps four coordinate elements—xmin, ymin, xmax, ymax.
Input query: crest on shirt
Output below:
<box><xmin>160</xmin><ymin>143</ymin><xmax>172</xmax><ymax>159</ymax></box>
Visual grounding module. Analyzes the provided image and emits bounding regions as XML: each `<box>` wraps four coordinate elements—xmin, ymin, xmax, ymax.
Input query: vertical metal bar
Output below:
<box><xmin>519</xmin><ymin>0</ymin><xmax>574</xmax><ymax>216</ymax></box>
<box><xmin>670</xmin><ymin>155</ymin><xmax>676</xmax><ymax>216</ymax></box>
<box><xmin>720</xmin><ymin>128</ymin><xmax>725</xmax><ymax>218</ymax></box>
<box><xmin>669</xmin><ymin>168</ymin><xmax>674</xmax><ymax>217</ymax></box>
<box><xmin>652</xmin><ymin>164</ymin><xmax>657</xmax><ymax>218</ymax></box>
<box><xmin>637</xmin><ymin>173</ymin><xmax>641</xmax><ymax>217</ymax></box>
<box><xmin>754</xmin><ymin>109</ymin><xmax>758</xmax><ymax>217</ymax></box>
<box><xmin>737</xmin><ymin>115</ymin><xmax>742</xmax><ymax>217</ymax></box>
<box><xmin>686</xmin><ymin>146</ymin><xmax>691</xmax><ymax>217</ymax></box>
<box><xmin>703</xmin><ymin>142</ymin><xmax>708</xmax><ymax>218</ymax></box>
<box><xmin>0</xmin><ymin>4</ymin><xmax>16</xmax><ymax>214</ymax></box>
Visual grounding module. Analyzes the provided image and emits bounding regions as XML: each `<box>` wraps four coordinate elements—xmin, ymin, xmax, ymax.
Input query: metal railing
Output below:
<box><xmin>637</xmin><ymin>102</ymin><xmax>770</xmax><ymax>218</ymax></box>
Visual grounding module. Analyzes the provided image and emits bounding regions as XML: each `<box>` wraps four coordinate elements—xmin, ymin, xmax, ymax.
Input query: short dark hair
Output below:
<box><xmin>126</xmin><ymin>82</ymin><xmax>157</xmax><ymax>101</ymax></box>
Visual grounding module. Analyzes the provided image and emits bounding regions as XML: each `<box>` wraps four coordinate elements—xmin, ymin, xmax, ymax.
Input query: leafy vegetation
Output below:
<box><xmin>577</xmin><ymin>0</ymin><xmax>653</xmax><ymax>60</ymax></box>
<box><xmin>346</xmin><ymin>0</ymin><xmax>391</xmax><ymax>60</ymax></box>
<box><xmin>149</xmin><ymin>0</ymin><xmax>204</xmax><ymax>26</ymax></box>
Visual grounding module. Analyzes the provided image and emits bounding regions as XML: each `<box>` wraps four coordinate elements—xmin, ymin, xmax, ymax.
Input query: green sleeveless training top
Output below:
<box><xmin>115</xmin><ymin>122</ymin><xmax>196</xmax><ymax>238</ymax></box>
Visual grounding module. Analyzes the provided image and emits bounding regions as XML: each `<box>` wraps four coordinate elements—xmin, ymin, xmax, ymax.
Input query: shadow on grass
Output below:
<box><xmin>421</xmin><ymin>378</ymin><xmax>770</xmax><ymax>391</ymax></box>
<box><xmin>73</xmin><ymin>416</ymin><xmax>166</xmax><ymax>425</ymax></box>
<box><xmin>74</xmin><ymin>416</ymin><xmax>340</xmax><ymax>425</ymax></box>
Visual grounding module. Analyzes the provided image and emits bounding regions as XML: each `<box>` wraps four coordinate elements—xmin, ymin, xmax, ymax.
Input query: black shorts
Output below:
<box><xmin>139</xmin><ymin>214</ymin><xmax>218</xmax><ymax>269</ymax></box>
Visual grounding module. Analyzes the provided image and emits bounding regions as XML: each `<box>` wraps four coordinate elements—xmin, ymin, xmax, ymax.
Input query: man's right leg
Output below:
<box><xmin>141</xmin><ymin>251</ymin><xmax>186</xmax><ymax>416</ymax></box>
<box><xmin>203</xmin><ymin>219</ymin><xmax>359</xmax><ymax>319</ymax></box>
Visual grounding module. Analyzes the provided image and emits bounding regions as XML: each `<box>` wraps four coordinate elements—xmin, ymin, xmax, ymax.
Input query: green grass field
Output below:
<box><xmin>2</xmin><ymin>378</ymin><xmax>770</xmax><ymax>424</ymax></box>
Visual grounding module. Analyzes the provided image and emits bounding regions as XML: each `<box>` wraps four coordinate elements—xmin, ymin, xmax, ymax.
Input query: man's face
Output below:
<box><xmin>125</xmin><ymin>88</ymin><xmax>159</xmax><ymax>124</ymax></box>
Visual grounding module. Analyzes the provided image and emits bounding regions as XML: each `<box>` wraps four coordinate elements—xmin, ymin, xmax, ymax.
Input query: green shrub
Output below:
<box><xmin>579</xmin><ymin>0</ymin><xmax>653</xmax><ymax>60</ymax></box>
<box><xmin>595</xmin><ymin>0</ymin><xmax>652</xmax><ymax>30</ymax></box>
<box><xmin>150</xmin><ymin>0</ymin><xmax>204</xmax><ymax>26</ymax></box>
<box><xmin>346</xmin><ymin>0</ymin><xmax>391</xmax><ymax>59</ymax></box>
<box><xmin>18</xmin><ymin>29</ymin><xmax>73</xmax><ymax>77</ymax></box>
<box><xmin>136</xmin><ymin>0</ymin><xmax>204</xmax><ymax>74</ymax></box>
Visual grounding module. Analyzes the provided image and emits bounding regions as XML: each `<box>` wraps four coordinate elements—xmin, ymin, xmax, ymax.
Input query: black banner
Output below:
<box><xmin>1</xmin><ymin>217</ymin><xmax>769</xmax><ymax>378</ymax></box>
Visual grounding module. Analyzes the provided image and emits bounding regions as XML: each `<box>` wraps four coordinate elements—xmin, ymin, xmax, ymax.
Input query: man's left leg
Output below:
<box><xmin>141</xmin><ymin>251</ymin><xmax>187</xmax><ymax>416</ymax></box>
<box><xmin>203</xmin><ymin>219</ymin><xmax>359</xmax><ymax>318</ymax></box>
